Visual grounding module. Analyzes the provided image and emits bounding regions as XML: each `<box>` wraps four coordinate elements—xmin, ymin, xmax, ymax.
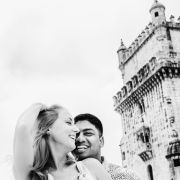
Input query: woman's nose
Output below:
<box><xmin>73</xmin><ymin>125</ymin><xmax>79</xmax><ymax>133</ymax></box>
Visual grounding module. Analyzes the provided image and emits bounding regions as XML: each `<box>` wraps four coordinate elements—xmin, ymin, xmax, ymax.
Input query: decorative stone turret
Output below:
<box><xmin>117</xmin><ymin>39</ymin><xmax>127</xmax><ymax>77</ymax></box>
<box><xmin>170</xmin><ymin>15</ymin><xmax>175</xmax><ymax>23</ymax></box>
<box><xmin>149</xmin><ymin>0</ymin><xmax>166</xmax><ymax>26</ymax></box>
<box><xmin>166</xmin><ymin>131</ymin><xmax>180</xmax><ymax>179</ymax></box>
<box><xmin>117</xmin><ymin>39</ymin><xmax>126</xmax><ymax>63</ymax></box>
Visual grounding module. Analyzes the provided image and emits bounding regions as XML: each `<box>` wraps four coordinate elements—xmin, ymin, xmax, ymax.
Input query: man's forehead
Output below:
<box><xmin>75</xmin><ymin>120</ymin><xmax>97</xmax><ymax>131</ymax></box>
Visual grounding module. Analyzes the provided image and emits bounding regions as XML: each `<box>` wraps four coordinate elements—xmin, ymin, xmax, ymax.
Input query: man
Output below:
<box><xmin>73</xmin><ymin>113</ymin><xmax>141</xmax><ymax>180</ymax></box>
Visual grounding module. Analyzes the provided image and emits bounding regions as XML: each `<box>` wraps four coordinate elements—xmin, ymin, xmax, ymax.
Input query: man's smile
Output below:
<box><xmin>76</xmin><ymin>145</ymin><xmax>89</xmax><ymax>153</ymax></box>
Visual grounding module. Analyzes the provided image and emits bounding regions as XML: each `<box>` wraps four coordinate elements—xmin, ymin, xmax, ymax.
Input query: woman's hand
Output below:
<box><xmin>17</xmin><ymin>103</ymin><xmax>46</xmax><ymax>126</ymax></box>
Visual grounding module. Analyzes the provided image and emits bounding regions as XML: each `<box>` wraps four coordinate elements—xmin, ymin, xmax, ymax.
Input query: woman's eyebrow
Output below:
<box><xmin>65</xmin><ymin>117</ymin><xmax>73</xmax><ymax>122</ymax></box>
<box><xmin>69</xmin><ymin>118</ymin><xmax>74</xmax><ymax>123</ymax></box>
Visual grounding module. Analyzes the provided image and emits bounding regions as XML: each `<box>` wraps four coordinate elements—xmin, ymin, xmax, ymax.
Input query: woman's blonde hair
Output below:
<box><xmin>30</xmin><ymin>105</ymin><xmax>74</xmax><ymax>180</ymax></box>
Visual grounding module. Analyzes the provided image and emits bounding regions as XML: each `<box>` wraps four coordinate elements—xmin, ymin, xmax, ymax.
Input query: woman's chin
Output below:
<box><xmin>66</xmin><ymin>143</ymin><xmax>76</xmax><ymax>152</ymax></box>
<box><xmin>70</xmin><ymin>144</ymin><xmax>76</xmax><ymax>151</ymax></box>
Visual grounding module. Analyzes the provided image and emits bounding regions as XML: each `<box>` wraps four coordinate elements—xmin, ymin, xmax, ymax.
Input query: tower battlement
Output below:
<box><xmin>114</xmin><ymin>51</ymin><xmax>180</xmax><ymax>109</ymax></box>
<box><xmin>118</xmin><ymin>18</ymin><xmax>180</xmax><ymax>74</ymax></box>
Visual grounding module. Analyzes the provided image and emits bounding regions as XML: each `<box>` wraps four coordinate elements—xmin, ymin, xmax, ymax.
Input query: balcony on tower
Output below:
<box><xmin>166</xmin><ymin>139</ymin><xmax>180</xmax><ymax>167</ymax></box>
<box><xmin>136</xmin><ymin>126</ymin><xmax>153</xmax><ymax>162</ymax></box>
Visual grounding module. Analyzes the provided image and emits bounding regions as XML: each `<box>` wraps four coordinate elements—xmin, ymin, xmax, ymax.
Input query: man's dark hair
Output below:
<box><xmin>74</xmin><ymin>113</ymin><xmax>103</xmax><ymax>137</ymax></box>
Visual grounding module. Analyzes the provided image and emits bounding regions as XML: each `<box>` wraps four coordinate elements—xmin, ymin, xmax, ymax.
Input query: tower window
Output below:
<box><xmin>122</xmin><ymin>152</ymin><xmax>126</xmax><ymax>160</ymax></box>
<box><xmin>155</xmin><ymin>12</ymin><xmax>159</xmax><ymax>17</ymax></box>
<box><xmin>137</xmin><ymin>100</ymin><xmax>145</xmax><ymax>114</ymax></box>
<box><xmin>174</xmin><ymin>159</ymin><xmax>180</xmax><ymax>167</ymax></box>
<box><xmin>166</xmin><ymin>98</ymin><xmax>172</xmax><ymax>104</ymax></box>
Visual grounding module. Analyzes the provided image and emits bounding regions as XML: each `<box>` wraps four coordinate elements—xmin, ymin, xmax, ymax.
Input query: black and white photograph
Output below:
<box><xmin>0</xmin><ymin>0</ymin><xmax>180</xmax><ymax>179</ymax></box>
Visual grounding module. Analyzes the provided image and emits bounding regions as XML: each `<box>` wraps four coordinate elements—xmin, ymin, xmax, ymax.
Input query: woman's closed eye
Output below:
<box><xmin>66</xmin><ymin>121</ymin><xmax>73</xmax><ymax>125</ymax></box>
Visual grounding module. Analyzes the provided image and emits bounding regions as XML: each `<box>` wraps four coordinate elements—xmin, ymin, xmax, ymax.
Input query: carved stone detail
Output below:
<box><xmin>114</xmin><ymin>56</ymin><xmax>180</xmax><ymax>112</ymax></box>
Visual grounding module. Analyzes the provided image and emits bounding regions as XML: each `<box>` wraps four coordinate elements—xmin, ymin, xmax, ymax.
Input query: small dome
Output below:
<box><xmin>117</xmin><ymin>39</ymin><xmax>126</xmax><ymax>52</ymax></box>
<box><xmin>166</xmin><ymin>139</ymin><xmax>180</xmax><ymax>159</ymax></box>
<box><xmin>149</xmin><ymin>0</ymin><xmax>165</xmax><ymax>12</ymax></box>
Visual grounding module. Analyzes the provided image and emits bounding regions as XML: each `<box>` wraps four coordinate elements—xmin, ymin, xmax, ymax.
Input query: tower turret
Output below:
<box><xmin>149</xmin><ymin>0</ymin><xmax>166</xmax><ymax>26</ymax></box>
<box><xmin>117</xmin><ymin>39</ymin><xmax>126</xmax><ymax>69</ymax></box>
<box><xmin>117</xmin><ymin>39</ymin><xmax>126</xmax><ymax>78</ymax></box>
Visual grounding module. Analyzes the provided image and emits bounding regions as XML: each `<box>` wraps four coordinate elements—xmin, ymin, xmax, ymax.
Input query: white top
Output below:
<box><xmin>48</xmin><ymin>161</ymin><xmax>95</xmax><ymax>180</ymax></box>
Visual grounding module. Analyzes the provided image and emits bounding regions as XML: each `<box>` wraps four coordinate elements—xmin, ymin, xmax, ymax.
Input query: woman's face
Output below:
<box><xmin>49</xmin><ymin>108</ymin><xmax>79</xmax><ymax>151</ymax></box>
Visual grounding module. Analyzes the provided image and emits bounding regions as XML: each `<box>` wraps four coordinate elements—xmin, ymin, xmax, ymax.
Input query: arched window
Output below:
<box><xmin>137</xmin><ymin>102</ymin><xmax>143</xmax><ymax>114</ymax></box>
<box><xmin>137</xmin><ymin>100</ymin><xmax>145</xmax><ymax>114</ymax></box>
<box><xmin>147</xmin><ymin>165</ymin><xmax>154</xmax><ymax>180</ymax></box>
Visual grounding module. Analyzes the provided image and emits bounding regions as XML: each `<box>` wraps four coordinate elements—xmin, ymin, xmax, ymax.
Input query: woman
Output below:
<box><xmin>13</xmin><ymin>103</ymin><xmax>112</xmax><ymax>180</ymax></box>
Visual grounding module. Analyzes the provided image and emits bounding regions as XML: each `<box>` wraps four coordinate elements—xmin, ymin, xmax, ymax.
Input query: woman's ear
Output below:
<box><xmin>46</xmin><ymin>129</ymin><xmax>51</xmax><ymax>135</ymax></box>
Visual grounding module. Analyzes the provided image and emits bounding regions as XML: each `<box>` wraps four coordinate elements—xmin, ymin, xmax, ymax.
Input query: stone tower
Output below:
<box><xmin>113</xmin><ymin>1</ymin><xmax>180</xmax><ymax>180</ymax></box>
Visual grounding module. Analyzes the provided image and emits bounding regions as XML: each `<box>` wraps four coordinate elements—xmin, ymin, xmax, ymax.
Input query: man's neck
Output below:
<box><xmin>94</xmin><ymin>154</ymin><xmax>102</xmax><ymax>163</ymax></box>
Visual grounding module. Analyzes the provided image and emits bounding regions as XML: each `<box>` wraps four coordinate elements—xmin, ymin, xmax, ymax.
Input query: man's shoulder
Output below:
<box><xmin>105</xmin><ymin>162</ymin><xmax>120</xmax><ymax>171</ymax></box>
<box><xmin>105</xmin><ymin>162</ymin><xmax>140</xmax><ymax>180</ymax></box>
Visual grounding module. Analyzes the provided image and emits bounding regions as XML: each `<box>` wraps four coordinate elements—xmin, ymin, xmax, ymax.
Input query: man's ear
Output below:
<box><xmin>100</xmin><ymin>136</ymin><xmax>104</xmax><ymax>147</ymax></box>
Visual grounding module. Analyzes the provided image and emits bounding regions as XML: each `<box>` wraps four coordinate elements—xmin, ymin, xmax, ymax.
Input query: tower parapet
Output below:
<box><xmin>113</xmin><ymin>54</ymin><xmax>180</xmax><ymax>109</ymax></box>
<box><xmin>117</xmin><ymin>23</ymin><xmax>157</xmax><ymax>75</ymax></box>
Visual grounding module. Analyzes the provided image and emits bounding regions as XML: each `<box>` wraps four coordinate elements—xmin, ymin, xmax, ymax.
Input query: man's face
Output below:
<box><xmin>74</xmin><ymin>120</ymin><xmax>104</xmax><ymax>161</ymax></box>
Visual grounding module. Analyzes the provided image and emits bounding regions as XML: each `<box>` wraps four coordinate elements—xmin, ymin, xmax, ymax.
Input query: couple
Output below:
<box><xmin>13</xmin><ymin>103</ymin><xmax>140</xmax><ymax>180</ymax></box>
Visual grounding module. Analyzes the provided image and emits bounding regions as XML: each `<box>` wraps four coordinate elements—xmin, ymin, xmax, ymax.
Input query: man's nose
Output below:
<box><xmin>76</xmin><ymin>132</ymin><xmax>85</xmax><ymax>142</ymax></box>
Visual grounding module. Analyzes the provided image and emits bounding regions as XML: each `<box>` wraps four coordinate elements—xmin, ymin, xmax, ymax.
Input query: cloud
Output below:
<box><xmin>0</xmin><ymin>0</ymin><xmax>122</xmax><ymax>79</ymax></box>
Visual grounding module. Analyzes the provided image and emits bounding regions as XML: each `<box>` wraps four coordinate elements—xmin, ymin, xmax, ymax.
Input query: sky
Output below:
<box><xmin>0</xmin><ymin>0</ymin><xmax>180</xmax><ymax>178</ymax></box>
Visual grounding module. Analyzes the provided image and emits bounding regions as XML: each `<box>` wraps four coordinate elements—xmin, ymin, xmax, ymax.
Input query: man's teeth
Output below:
<box><xmin>77</xmin><ymin>146</ymin><xmax>87</xmax><ymax>149</ymax></box>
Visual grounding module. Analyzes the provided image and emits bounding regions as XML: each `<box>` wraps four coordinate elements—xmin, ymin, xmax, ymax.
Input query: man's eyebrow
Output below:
<box><xmin>82</xmin><ymin>128</ymin><xmax>95</xmax><ymax>132</ymax></box>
